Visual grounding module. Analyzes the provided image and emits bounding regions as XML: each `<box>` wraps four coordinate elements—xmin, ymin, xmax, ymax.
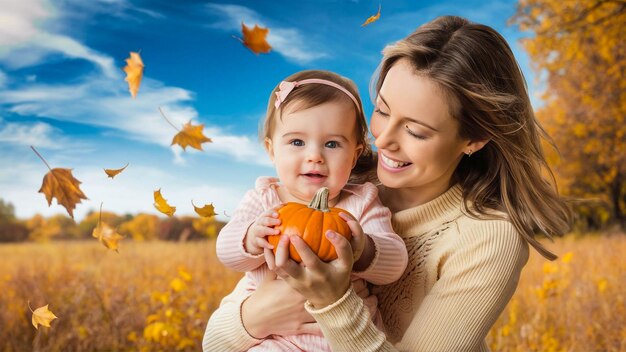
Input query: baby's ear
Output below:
<box><xmin>264</xmin><ymin>137</ymin><xmax>275</xmax><ymax>162</ymax></box>
<box><xmin>352</xmin><ymin>144</ymin><xmax>365</xmax><ymax>168</ymax></box>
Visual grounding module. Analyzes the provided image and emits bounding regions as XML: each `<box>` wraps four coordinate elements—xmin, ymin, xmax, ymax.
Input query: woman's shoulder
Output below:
<box><xmin>451</xmin><ymin>214</ymin><xmax>529</xmax><ymax>255</ymax></box>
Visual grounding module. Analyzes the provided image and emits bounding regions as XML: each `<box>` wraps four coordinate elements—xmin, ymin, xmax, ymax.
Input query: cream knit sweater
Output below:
<box><xmin>203</xmin><ymin>185</ymin><xmax>529</xmax><ymax>351</ymax></box>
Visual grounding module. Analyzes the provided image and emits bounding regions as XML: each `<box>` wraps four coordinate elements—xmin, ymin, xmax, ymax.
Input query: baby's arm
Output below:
<box><xmin>216</xmin><ymin>189</ymin><xmax>278</xmax><ymax>272</ymax></box>
<box><xmin>352</xmin><ymin>190</ymin><xmax>408</xmax><ymax>285</ymax></box>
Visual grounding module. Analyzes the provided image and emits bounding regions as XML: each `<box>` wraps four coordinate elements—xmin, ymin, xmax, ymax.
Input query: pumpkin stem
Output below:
<box><xmin>308</xmin><ymin>187</ymin><xmax>330</xmax><ymax>212</ymax></box>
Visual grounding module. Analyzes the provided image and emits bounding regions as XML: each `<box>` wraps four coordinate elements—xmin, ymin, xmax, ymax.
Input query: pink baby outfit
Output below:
<box><xmin>216</xmin><ymin>177</ymin><xmax>408</xmax><ymax>351</ymax></box>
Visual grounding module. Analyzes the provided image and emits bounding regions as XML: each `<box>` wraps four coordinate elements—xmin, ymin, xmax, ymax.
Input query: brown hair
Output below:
<box><xmin>262</xmin><ymin>70</ymin><xmax>375</xmax><ymax>183</ymax></box>
<box><xmin>372</xmin><ymin>16</ymin><xmax>572</xmax><ymax>260</ymax></box>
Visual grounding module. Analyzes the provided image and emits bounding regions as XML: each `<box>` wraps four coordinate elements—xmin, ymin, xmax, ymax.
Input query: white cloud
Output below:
<box><xmin>0</xmin><ymin>153</ymin><xmax>248</xmax><ymax>222</ymax></box>
<box><xmin>205</xmin><ymin>4</ymin><xmax>327</xmax><ymax>63</ymax></box>
<box><xmin>0</xmin><ymin>0</ymin><xmax>116</xmax><ymax>77</ymax></box>
<box><xmin>0</xmin><ymin>119</ymin><xmax>75</xmax><ymax>149</ymax></box>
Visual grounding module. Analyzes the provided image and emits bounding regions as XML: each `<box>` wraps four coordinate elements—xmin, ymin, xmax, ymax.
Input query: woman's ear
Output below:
<box><xmin>264</xmin><ymin>137</ymin><xmax>275</xmax><ymax>162</ymax></box>
<box><xmin>464</xmin><ymin>139</ymin><xmax>490</xmax><ymax>155</ymax></box>
<box><xmin>352</xmin><ymin>144</ymin><xmax>365</xmax><ymax>168</ymax></box>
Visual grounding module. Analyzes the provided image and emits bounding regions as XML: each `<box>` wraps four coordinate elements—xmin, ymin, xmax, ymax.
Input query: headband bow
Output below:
<box><xmin>273</xmin><ymin>78</ymin><xmax>361</xmax><ymax>112</ymax></box>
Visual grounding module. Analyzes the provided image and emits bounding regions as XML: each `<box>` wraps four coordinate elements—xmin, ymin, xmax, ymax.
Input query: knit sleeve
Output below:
<box><xmin>202</xmin><ymin>277</ymin><xmax>263</xmax><ymax>351</ymax></box>
<box><xmin>394</xmin><ymin>220</ymin><xmax>529</xmax><ymax>351</ymax></box>
<box><xmin>306</xmin><ymin>220</ymin><xmax>528</xmax><ymax>352</ymax></box>
<box><xmin>352</xmin><ymin>184</ymin><xmax>408</xmax><ymax>285</ymax></box>
<box><xmin>215</xmin><ymin>189</ymin><xmax>267</xmax><ymax>272</ymax></box>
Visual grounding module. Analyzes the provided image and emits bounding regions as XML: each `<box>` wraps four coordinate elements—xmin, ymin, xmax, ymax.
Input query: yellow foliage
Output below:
<box><xmin>119</xmin><ymin>213</ymin><xmax>159</xmax><ymax>241</ymax></box>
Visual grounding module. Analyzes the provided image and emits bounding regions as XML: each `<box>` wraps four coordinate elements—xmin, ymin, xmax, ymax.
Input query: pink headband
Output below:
<box><xmin>274</xmin><ymin>78</ymin><xmax>361</xmax><ymax>112</ymax></box>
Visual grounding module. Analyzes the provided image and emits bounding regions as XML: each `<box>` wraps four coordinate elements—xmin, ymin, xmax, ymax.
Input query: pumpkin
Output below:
<box><xmin>267</xmin><ymin>187</ymin><xmax>354</xmax><ymax>263</ymax></box>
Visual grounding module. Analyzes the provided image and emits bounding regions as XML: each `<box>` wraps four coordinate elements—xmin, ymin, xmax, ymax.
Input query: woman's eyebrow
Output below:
<box><xmin>379</xmin><ymin>93</ymin><xmax>439</xmax><ymax>132</ymax></box>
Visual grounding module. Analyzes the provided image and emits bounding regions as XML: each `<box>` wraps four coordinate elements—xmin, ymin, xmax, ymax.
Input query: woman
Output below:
<box><xmin>203</xmin><ymin>15</ymin><xmax>571</xmax><ymax>351</ymax></box>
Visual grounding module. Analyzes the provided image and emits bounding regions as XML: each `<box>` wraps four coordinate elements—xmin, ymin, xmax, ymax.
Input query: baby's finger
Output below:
<box><xmin>255</xmin><ymin>237</ymin><xmax>274</xmax><ymax>250</ymax></box>
<box><xmin>256</xmin><ymin>216</ymin><xmax>282</xmax><ymax>227</ymax></box>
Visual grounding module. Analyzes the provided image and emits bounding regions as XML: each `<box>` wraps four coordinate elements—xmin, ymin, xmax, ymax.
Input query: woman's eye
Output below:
<box><xmin>325</xmin><ymin>141</ymin><xmax>340</xmax><ymax>148</ymax></box>
<box><xmin>374</xmin><ymin>108</ymin><xmax>390</xmax><ymax>117</ymax></box>
<box><xmin>405</xmin><ymin>126</ymin><xmax>427</xmax><ymax>140</ymax></box>
<box><xmin>290</xmin><ymin>139</ymin><xmax>304</xmax><ymax>146</ymax></box>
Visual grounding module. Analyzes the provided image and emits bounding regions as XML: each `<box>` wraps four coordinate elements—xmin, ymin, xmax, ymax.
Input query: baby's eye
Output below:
<box><xmin>325</xmin><ymin>141</ymin><xmax>340</xmax><ymax>148</ymax></box>
<box><xmin>290</xmin><ymin>139</ymin><xmax>304</xmax><ymax>147</ymax></box>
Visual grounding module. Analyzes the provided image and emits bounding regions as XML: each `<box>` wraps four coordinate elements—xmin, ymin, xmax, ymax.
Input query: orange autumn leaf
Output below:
<box><xmin>158</xmin><ymin>107</ymin><xmax>212</xmax><ymax>151</ymax></box>
<box><xmin>123</xmin><ymin>51</ymin><xmax>144</xmax><ymax>98</ymax></box>
<box><xmin>235</xmin><ymin>23</ymin><xmax>272</xmax><ymax>55</ymax></box>
<box><xmin>361</xmin><ymin>4</ymin><xmax>381</xmax><ymax>27</ymax></box>
<box><xmin>192</xmin><ymin>201</ymin><xmax>217</xmax><ymax>217</ymax></box>
<box><xmin>92</xmin><ymin>222</ymin><xmax>124</xmax><ymax>252</ymax></box>
<box><xmin>32</xmin><ymin>146</ymin><xmax>87</xmax><ymax>219</ymax></box>
<box><xmin>172</xmin><ymin>121</ymin><xmax>212</xmax><ymax>151</ymax></box>
<box><xmin>30</xmin><ymin>303</ymin><xmax>58</xmax><ymax>329</ymax></box>
<box><xmin>104</xmin><ymin>163</ymin><xmax>129</xmax><ymax>179</ymax></box>
<box><xmin>92</xmin><ymin>203</ymin><xmax>124</xmax><ymax>252</ymax></box>
<box><xmin>154</xmin><ymin>189</ymin><xmax>176</xmax><ymax>216</ymax></box>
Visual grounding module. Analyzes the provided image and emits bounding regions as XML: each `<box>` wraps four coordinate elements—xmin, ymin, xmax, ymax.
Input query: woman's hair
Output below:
<box><xmin>372</xmin><ymin>16</ymin><xmax>572</xmax><ymax>260</ymax></box>
<box><xmin>262</xmin><ymin>70</ymin><xmax>376</xmax><ymax>183</ymax></box>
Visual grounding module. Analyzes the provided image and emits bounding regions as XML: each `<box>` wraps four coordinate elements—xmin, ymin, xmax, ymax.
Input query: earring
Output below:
<box><xmin>466</xmin><ymin>150</ymin><xmax>473</xmax><ymax>157</ymax></box>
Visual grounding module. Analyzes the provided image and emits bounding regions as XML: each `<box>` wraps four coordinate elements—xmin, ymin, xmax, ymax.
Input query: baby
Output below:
<box><xmin>215</xmin><ymin>70</ymin><xmax>408</xmax><ymax>351</ymax></box>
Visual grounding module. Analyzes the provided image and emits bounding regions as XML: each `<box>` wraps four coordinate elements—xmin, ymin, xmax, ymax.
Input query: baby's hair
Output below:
<box><xmin>261</xmin><ymin>70</ymin><xmax>375</xmax><ymax>183</ymax></box>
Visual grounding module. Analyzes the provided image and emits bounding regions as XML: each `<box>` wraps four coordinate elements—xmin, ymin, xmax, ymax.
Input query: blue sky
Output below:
<box><xmin>0</xmin><ymin>0</ymin><xmax>538</xmax><ymax>221</ymax></box>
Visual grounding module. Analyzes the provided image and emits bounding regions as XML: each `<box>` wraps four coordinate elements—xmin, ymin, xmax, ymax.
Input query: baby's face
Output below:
<box><xmin>266</xmin><ymin>100</ymin><xmax>363</xmax><ymax>204</ymax></box>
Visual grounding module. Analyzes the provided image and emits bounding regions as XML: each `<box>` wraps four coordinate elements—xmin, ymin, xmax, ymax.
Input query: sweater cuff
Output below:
<box><xmin>203</xmin><ymin>295</ymin><xmax>263</xmax><ymax>350</ymax></box>
<box><xmin>305</xmin><ymin>288</ymin><xmax>388</xmax><ymax>351</ymax></box>
<box><xmin>239</xmin><ymin>220</ymin><xmax>265</xmax><ymax>259</ymax></box>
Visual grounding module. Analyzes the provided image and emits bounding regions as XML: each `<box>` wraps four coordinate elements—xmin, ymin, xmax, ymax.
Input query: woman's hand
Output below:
<box><xmin>241</xmin><ymin>271</ymin><xmax>321</xmax><ymax>338</ymax></box>
<box><xmin>266</xmin><ymin>228</ymin><xmax>360</xmax><ymax>309</ymax></box>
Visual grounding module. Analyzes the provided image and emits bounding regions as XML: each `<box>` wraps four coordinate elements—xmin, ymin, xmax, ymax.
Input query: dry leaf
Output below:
<box><xmin>192</xmin><ymin>201</ymin><xmax>217</xmax><ymax>217</ymax></box>
<box><xmin>104</xmin><ymin>163</ymin><xmax>129</xmax><ymax>179</ymax></box>
<box><xmin>92</xmin><ymin>222</ymin><xmax>124</xmax><ymax>252</ymax></box>
<box><xmin>361</xmin><ymin>4</ymin><xmax>381</xmax><ymax>27</ymax></box>
<box><xmin>154</xmin><ymin>189</ymin><xmax>176</xmax><ymax>216</ymax></box>
<box><xmin>123</xmin><ymin>52</ymin><xmax>144</xmax><ymax>98</ymax></box>
<box><xmin>236</xmin><ymin>23</ymin><xmax>272</xmax><ymax>54</ymax></box>
<box><xmin>39</xmin><ymin>168</ymin><xmax>88</xmax><ymax>219</ymax></box>
<box><xmin>30</xmin><ymin>304</ymin><xmax>58</xmax><ymax>329</ymax></box>
<box><xmin>172</xmin><ymin>121</ymin><xmax>212</xmax><ymax>151</ymax></box>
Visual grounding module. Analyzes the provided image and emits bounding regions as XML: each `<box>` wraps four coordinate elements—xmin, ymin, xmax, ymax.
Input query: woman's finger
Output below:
<box><xmin>264</xmin><ymin>247</ymin><xmax>276</xmax><ymax>270</ymax></box>
<box><xmin>289</xmin><ymin>235</ymin><xmax>323</xmax><ymax>271</ymax></box>
<box><xmin>274</xmin><ymin>235</ymin><xmax>303</xmax><ymax>279</ymax></box>
<box><xmin>325</xmin><ymin>230</ymin><xmax>354</xmax><ymax>271</ymax></box>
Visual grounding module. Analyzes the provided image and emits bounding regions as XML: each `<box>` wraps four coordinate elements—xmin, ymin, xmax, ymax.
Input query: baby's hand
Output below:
<box><xmin>244</xmin><ymin>209</ymin><xmax>282</xmax><ymax>255</ymax></box>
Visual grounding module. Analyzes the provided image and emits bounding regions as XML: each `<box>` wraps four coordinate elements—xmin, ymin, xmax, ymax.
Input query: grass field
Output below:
<box><xmin>1</xmin><ymin>235</ymin><xmax>624</xmax><ymax>351</ymax></box>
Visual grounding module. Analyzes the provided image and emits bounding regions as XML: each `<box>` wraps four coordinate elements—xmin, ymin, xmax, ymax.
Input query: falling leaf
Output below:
<box><xmin>30</xmin><ymin>303</ymin><xmax>58</xmax><ymax>329</ymax></box>
<box><xmin>123</xmin><ymin>51</ymin><xmax>144</xmax><ymax>98</ymax></box>
<box><xmin>361</xmin><ymin>4</ymin><xmax>381</xmax><ymax>27</ymax></box>
<box><xmin>32</xmin><ymin>146</ymin><xmax>88</xmax><ymax>219</ymax></box>
<box><xmin>93</xmin><ymin>222</ymin><xmax>124</xmax><ymax>252</ymax></box>
<box><xmin>104</xmin><ymin>163</ymin><xmax>129</xmax><ymax>179</ymax></box>
<box><xmin>159</xmin><ymin>107</ymin><xmax>212</xmax><ymax>151</ymax></box>
<box><xmin>234</xmin><ymin>23</ymin><xmax>272</xmax><ymax>55</ymax></box>
<box><xmin>154</xmin><ymin>189</ymin><xmax>176</xmax><ymax>216</ymax></box>
<box><xmin>92</xmin><ymin>203</ymin><xmax>124</xmax><ymax>251</ymax></box>
<box><xmin>192</xmin><ymin>201</ymin><xmax>217</xmax><ymax>217</ymax></box>
<box><xmin>172</xmin><ymin>121</ymin><xmax>212</xmax><ymax>151</ymax></box>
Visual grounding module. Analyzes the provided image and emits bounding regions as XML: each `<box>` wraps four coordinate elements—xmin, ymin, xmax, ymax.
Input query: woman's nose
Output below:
<box><xmin>374</xmin><ymin>121</ymin><xmax>398</xmax><ymax>151</ymax></box>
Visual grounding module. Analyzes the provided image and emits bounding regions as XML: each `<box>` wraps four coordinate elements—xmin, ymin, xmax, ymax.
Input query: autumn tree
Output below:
<box><xmin>118</xmin><ymin>213</ymin><xmax>160</xmax><ymax>241</ymax></box>
<box><xmin>512</xmin><ymin>0</ymin><xmax>626</xmax><ymax>229</ymax></box>
<box><xmin>0</xmin><ymin>199</ymin><xmax>28</xmax><ymax>242</ymax></box>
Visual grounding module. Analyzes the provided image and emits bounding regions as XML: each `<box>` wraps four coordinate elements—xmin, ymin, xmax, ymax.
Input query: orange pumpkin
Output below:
<box><xmin>267</xmin><ymin>187</ymin><xmax>354</xmax><ymax>263</ymax></box>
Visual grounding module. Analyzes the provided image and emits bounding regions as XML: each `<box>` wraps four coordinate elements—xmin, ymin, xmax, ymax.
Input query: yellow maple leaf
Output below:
<box><xmin>192</xmin><ymin>201</ymin><xmax>217</xmax><ymax>217</ymax></box>
<box><xmin>235</xmin><ymin>23</ymin><xmax>272</xmax><ymax>55</ymax></box>
<box><xmin>104</xmin><ymin>163</ymin><xmax>129</xmax><ymax>179</ymax></box>
<box><xmin>92</xmin><ymin>203</ymin><xmax>124</xmax><ymax>251</ymax></box>
<box><xmin>154</xmin><ymin>189</ymin><xmax>176</xmax><ymax>216</ymax></box>
<box><xmin>32</xmin><ymin>146</ymin><xmax>88</xmax><ymax>219</ymax></box>
<box><xmin>30</xmin><ymin>303</ymin><xmax>58</xmax><ymax>329</ymax></box>
<box><xmin>123</xmin><ymin>51</ymin><xmax>144</xmax><ymax>98</ymax></box>
<box><xmin>172</xmin><ymin>121</ymin><xmax>212</xmax><ymax>151</ymax></box>
<box><xmin>361</xmin><ymin>4</ymin><xmax>381</xmax><ymax>27</ymax></box>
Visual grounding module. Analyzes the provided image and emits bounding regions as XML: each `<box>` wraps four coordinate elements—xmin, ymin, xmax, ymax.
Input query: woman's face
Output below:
<box><xmin>371</xmin><ymin>58</ymin><xmax>470</xmax><ymax>192</ymax></box>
